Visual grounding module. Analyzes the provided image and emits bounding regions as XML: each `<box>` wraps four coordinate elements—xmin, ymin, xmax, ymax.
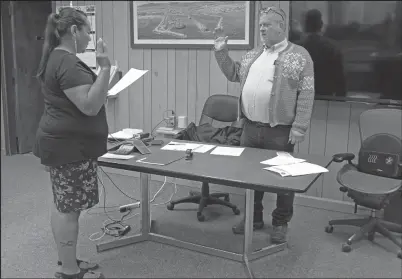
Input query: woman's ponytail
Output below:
<box><xmin>36</xmin><ymin>8</ymin><xmax>88</xmax><ymax>82</ymax></box>
<box><xmin>36</xmin><ymin>13</ymin><xmax>60</xmax><ymax>81</ymax></box>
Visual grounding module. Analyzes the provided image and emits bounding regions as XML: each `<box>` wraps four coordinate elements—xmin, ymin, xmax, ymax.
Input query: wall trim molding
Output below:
<box><xmin>100</xmin><ymin>166</ymin><xmax>371</xmax><ymax>216</ymax></box>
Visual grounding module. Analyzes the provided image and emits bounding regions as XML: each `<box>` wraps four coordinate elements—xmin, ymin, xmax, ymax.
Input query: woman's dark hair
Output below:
<box><xmin>36</xmin><ymin>7</ymin><xmax>87</xmax><ymax>81</ymax></box>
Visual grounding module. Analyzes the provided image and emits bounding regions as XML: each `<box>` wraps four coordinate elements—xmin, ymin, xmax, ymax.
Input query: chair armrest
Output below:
<box><xmin>333</xmin><ymin>153</ymin><xmax>355</xmax><ymax>165</ymax></box>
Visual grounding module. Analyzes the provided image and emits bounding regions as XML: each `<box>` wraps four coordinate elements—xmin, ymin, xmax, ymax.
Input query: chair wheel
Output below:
<box><xmin>233</xmin><ymin>208</ymin><xmax>240</xmax><ymax>215</ymax></box>
<box><xmin>224</xmin><ymin>196</ymin><xmax>230</xmax><ymax>202</ymax></box>
<box><xmin>325</xmin><ymin>225</ymin><xmax>334</xmax><ymax>233</ymax></box>
<box><xmin>167</xmin><ymin>203</ymin><xmax>174</xmax><ymax>210</ymax></box>
<box><xmin>342</xmin><ymin>243</ymin><xmax>352</xmax><ymax>253</ymax></box>
<box><xmin>197</xmin><ymin>213</ymin><xmax>205</xmax><ymax>222</ymax></box>
<box><xmin>398</xmin><ymin>251</ymin><xmax>402</xmax><ymax>259</ymax></box>
<box><xmin>368</xmin><ymin>232</ymin><xmax>375</xmax><ymax>241</ymax></box>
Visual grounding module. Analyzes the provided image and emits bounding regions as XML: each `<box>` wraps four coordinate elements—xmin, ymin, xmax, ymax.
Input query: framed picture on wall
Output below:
<box><xmin>130</xmin><ymin>1</ymin><xmax>255</xmax><ymax>49</ymax></box>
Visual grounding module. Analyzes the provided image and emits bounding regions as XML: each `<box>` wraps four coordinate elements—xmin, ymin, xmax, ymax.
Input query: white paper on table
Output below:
<box><xmin>122</xmin><ymin>128</ymin><xmax>143</xmax><ymax>135</ymax></box>
<box><xmin>210</xmin><ymin>146</ymin><xmax>244</xmax><ymax>156</ymax></box>
<box><xmin>276</xmin><ymin>151</ymin><xmax>296</xmax><ymax>158</ymax></box>
<box><xmin>108</xmin><ymin>128</ymin><xmax>142</xmax><ymax>140</ymax></box>
<box><xmin>192</xmin><ymin>144</ymin><xmax>216</xmax><ymax>153</ymax></box>
<box><xmin>101</xmin><ymin>153</ymin><xmax>135</xmax><ymax>160</ymax></box>
<box><xmin>161</xmin><ymin>141</ymin><xmax>202</xmax><ymax>151</ymax></box>
<box><xmin>261</xmin><ymin>156</ymin><xmax>305</xmax><ymax>166</ymax></box>
<box><xmin>264</xmin><ymin>162</ymin><xmax>329</xmax><ymax>177</ymax></box>
<box><xmin>107</xmin><ymin>68</ymin><xmax>148</xmax><ymax>97</ymax></box>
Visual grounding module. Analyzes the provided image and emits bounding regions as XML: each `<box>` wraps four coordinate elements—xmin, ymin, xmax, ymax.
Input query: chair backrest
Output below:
<box><xmin>359</xmin><ymin>108</ymin><xmax>402</xmax><ymax>143</ymax></box>
<box><xmin>199</xmin><ymin>94</ymin><xmax>239</xmax><ymax>127</ymax></box>
<box><xmin>358</xmin><ymin>108</ymin><xmax>402</xmax><ymax>178</ymax></box>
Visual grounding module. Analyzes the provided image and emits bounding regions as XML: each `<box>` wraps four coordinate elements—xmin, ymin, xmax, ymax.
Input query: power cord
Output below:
<box><xmin>87</xmin><ymin>166</ymin><xmax>178</xmax><ymax>241</ymax></box>
<box><xmin>89</xmin><ymin>109</ymin><xmax>177</xmax><ymax>240</ymax></box>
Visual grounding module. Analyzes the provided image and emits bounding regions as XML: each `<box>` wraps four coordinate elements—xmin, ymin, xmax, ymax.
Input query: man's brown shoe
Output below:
<box><xmin>270</xmin><ymin>224</ymin><xmax>288</xmax><ymax>244</ymax></box>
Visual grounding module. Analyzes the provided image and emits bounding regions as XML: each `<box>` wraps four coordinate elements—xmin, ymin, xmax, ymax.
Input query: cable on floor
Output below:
<box><xmin>87</xmin><ymin>166</ymin><xmax>178</xmax><ymax>241</ymax></box>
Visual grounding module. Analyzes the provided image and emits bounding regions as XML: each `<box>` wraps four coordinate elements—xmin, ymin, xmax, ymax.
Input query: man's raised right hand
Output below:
<box><xmin>213</xmin><ymin>27</ymin><xmax>228</xmax><ymax>51</ymax></box>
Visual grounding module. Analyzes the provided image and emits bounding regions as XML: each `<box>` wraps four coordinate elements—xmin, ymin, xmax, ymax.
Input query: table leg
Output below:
<box><xmin>243</xmin><ymin>189</ymin><xmax>255</xmax><ymax>278</ymax></box>
<box><xmin>140</xmin><ymin>173</ymin><xmax>151</xmax><ymax>235</ymax></box>
<box><xmin>96</xmin><ymin>173</ymin><xmax>150</xmax><ymax>252</ymax></box>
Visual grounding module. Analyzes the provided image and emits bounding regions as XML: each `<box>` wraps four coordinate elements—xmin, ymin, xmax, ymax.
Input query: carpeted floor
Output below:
<box><xmin>1</xmin><ymin>154</ymin><xmax>401</xmax><ymax>278</ymax></box>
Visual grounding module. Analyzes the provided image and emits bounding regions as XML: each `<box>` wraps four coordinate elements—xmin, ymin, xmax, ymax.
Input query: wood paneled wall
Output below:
<box><xmin>55</xmin><ymin>1</ymin><xmax>375</xmax><ymax>203</ymax></box>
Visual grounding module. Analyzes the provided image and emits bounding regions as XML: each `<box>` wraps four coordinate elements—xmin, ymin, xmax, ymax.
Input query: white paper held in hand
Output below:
<box><xmin>108</xmin><ymin>68</ymin><xmax>148</xmax><ymax>97</ymax></box>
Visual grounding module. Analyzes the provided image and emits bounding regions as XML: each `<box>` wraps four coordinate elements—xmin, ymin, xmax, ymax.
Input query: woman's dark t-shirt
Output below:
<box><xmin>33</xmin><ymin>49</ymin><xmax>108</xmax><ymax>166</ymax></box>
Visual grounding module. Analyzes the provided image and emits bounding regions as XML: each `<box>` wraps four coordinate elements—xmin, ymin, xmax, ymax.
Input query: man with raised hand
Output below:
<box><xmin>213</xmin><ymin>7</ymin><xmax>315</xmax><ymax>244</ymax></box>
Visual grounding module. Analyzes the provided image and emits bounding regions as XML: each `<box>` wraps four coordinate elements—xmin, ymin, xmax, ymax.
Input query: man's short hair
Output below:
<box><xmin>260</xmin><ymin>6</ymin><xmax>287</xmax><ymax>29</ymax></box>
<box><xmin>305</xmin><ymin>9</ymin><xmax>323</xmax><ymax>33</ymax></box>
<box><xmin>260</xmin><ymin>6</ymin><xmax>286</xmax><ymax>20</ymax></box>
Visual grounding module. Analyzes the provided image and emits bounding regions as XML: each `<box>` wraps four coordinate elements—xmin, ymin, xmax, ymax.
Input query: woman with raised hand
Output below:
<box><xmin>34</xmin><ymin>7</ymin><xmax>111</xmax><ymax>279</ymax></box>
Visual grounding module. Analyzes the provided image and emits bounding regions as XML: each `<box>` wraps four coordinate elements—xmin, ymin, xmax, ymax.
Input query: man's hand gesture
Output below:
<box><xmin>213</xmin><ymin>27</ymin><xmax>228</xmax><ymax>51</ymax></box>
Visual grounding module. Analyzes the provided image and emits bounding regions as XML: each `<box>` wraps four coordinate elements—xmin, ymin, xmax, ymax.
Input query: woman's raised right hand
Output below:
<box><xmin>96</xmin><ymin>38</ymin><xmax>111</xmax><ymax>69</ymax></box>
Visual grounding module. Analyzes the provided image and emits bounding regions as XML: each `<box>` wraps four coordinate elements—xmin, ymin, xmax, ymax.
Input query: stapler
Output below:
<box><xmin>185</xmin><ymin>149</ymin><xmax>193</xmax><ymax>160</ymax></box>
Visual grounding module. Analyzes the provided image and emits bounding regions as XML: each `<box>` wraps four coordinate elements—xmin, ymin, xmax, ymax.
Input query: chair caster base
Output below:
<box><xmin>342</xmin><ymin>243</ymin><xmax>352</xmax><ymax>253</ymax></box>
<box><xmin>233</xmin><ymin>208</ymin><xmax>240</xmax><ymax>215</ymax></box>
<box><xmin>325</xmin><ymin>225</ymin><xmax>334</xmax><ymax>233</ymax></box>
<box><xmin>167</xmin><ymin>203</ymin><xmax>174</xmax><ymax>210</ymax></box>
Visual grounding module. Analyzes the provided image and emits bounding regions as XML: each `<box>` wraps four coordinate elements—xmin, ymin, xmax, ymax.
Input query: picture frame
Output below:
<box><xmin>129</xmin><ymin>1</ymin><xmax>255</xmax><ymax>49</ymax></box>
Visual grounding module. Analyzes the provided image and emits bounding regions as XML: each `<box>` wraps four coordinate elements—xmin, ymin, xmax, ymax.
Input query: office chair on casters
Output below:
<box><xmin>166</xmin><ymin>94</ymin><xmax>241</xmax><ymax>221</ymax></box>
<box><xmin>325</xmin><ymin>108</ymin><xmax>402</xmax><ymax>258</ymax></box>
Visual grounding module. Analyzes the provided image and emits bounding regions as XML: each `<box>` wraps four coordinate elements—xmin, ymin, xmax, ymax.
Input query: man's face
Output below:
<box><xmin>259</xmin><ymin>13</ymin><xmax>285</xmax><ymax>46</ymax></box>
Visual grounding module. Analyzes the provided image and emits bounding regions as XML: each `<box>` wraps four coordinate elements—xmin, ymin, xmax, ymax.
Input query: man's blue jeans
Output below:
<box><xmin>240</xmin><ymin>118</ymin><xmax>295</xmax><ymax>226</ymax></box>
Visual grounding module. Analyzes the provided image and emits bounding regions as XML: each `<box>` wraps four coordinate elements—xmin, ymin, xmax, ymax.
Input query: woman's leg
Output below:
<box><xmin>49</xmin><ymin>159</ymin><xmax>101</xmax><ymax>277</ymax></box>
<box><xmin>51</xmin><ymin>205</ymin><xmax>81</xmax><ymax>275</ymax></box>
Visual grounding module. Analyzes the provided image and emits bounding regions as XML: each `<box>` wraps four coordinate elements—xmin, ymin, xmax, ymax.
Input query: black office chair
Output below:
<box><xmin>325</xmin><ymin>108</ymin><xmax>402</xmax><ymax>258</ymax></box>
<box><xmin>167</xmin><ymin>94</ymin><xmax>241</xmax><ymax>221</ymax></box>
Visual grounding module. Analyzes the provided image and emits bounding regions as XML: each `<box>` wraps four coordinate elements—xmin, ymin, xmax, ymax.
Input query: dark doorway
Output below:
<box><xmin>1</xmin><ymin>1</ymin><xmax>53</xmax><ymax>154</ymax></box>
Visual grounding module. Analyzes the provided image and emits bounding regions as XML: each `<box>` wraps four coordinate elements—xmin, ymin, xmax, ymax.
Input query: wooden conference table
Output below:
<box><xmin>98</xmin><ymin>140</ymin><xmax>333</xmax><ymax>278</ymax></box>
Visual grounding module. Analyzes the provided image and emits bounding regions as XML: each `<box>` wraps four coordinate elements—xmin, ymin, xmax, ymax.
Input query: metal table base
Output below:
<box><xmin>96</xmin><ymin>173</ymin><xmax>286</xmax><ymax>278</ymax></box>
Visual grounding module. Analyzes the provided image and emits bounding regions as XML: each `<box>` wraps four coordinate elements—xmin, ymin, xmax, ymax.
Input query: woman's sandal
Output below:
<box><xmin>57</xmin><ymin>260</ymin><xmax>99</xmax><ymax>271</ymax></box>
<box><xmin>55</xmin><ymin>269</ymin><xmax>105</xmax><ymax>279</ymax></box>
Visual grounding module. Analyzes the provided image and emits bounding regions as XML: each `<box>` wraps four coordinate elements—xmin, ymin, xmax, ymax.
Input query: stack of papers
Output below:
<box><xmin>101</xmin><ymin>153</ymin><xmax>135</xmax><ymax>160</ymax></box>
<box><xmin>210</xmin><ymin>146</ymin><xmax>244</xmax><ymax>156</ymax></box>
<box><xmin>108</xmin><ymin>128</ymin><xmax>143</xmax><ymax>140</ymax></box>
<box><xmin>262</xmin><ymin>152</ymin><xmax>328</xmax><ymax>177</ymax></box>
<box><xmin>264</xmin><ymin>162</ymin><xmax>329</xmax><ymax>177</ymax></box>
<box><xmin>261</xmin><ymin>151</ymin><xmax>306</xmax><ymax>166</ymax></box>
<box><xmin>161</xmin><ymin>141</ymin><xmax>216</xmax><ymax>153</ymax></box>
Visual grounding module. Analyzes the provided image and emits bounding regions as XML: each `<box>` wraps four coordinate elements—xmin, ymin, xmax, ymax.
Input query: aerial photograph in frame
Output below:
<box><xmin>131</xmin><ymin>1</ymin><xmax>255</xmax><ymax>49</ymax></box>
